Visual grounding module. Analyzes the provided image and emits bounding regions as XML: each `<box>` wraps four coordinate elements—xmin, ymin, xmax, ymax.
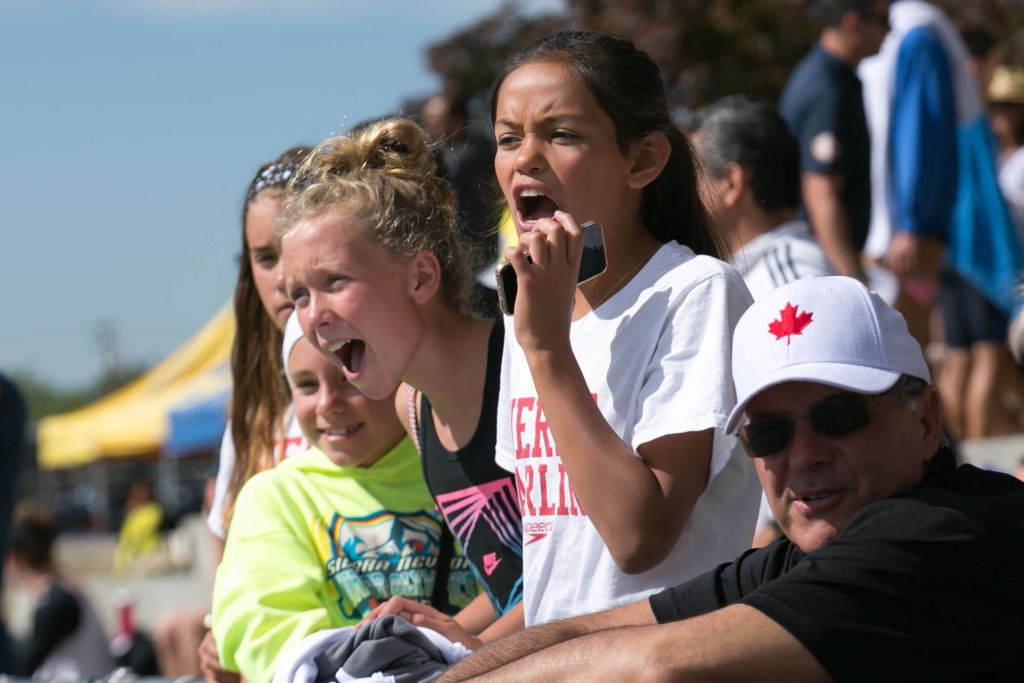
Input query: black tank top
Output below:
<box><xmin>418</xmin><ymin>321</ymin><xmax>523</xmax><ymax>615</ymax></box>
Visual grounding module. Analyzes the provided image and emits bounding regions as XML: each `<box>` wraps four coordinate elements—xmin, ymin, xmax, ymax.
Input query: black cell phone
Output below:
<box><xmin>495</xmin><ymin>220</ymin><xmax>607</xmax><ymax>316</ymax></box>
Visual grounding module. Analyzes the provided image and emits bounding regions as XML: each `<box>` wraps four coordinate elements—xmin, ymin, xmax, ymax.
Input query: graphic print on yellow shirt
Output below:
<box><xmin>314</xmin><ymin>508</ymin><xmax>477</xmax><ymax>620</ymax></box>
<box><xmin>212</xmin><ymin>441</ymin><xmax>482</xmax><ymax>683</ymax></box>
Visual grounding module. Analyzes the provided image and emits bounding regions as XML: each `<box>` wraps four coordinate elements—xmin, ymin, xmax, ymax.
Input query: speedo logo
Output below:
<box><xmin>524</xmin><ymin>521</ymin><xmax>554</xmax><ymax>545</ymax></box>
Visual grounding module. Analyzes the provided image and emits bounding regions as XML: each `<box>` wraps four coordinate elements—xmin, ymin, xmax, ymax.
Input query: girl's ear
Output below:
<box><xmin>626</xmin><ymin>132</ymin><xmax>672</xmax><ymax>190</ymax></box>
<box><xmin>408</xmin><ymin>251</ymin><xmax>442</xmax><ymax>304</ymax></box>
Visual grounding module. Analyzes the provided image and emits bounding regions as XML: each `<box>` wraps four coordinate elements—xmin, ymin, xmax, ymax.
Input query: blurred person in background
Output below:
<box><xmin>422</xmin><ymin>91</ymin><xmax>501</xmax><ymax>318</ymax></box>
<box><xmin>779</xmin><ymin>0</ymin><xmax>888</xmax><ymax>282</ymax></box>
<box><xmin>5</xmin><ymin>503</ymin><xmax>115</xmax><ymax>678</ymax></box>
<box><xmin>693</xmin><ymin>96</ymin><xmax>836</xmax><ymax>300</ymax></box>
<box><xmin>152</xmin><ymin>475</ymin><xmax>216</xmax><ymax>676</ymax></box>
<box><xmin>860</xmin><ymin>2</ymin><xmax>1024</xmax><ymax>441</ymax></box>
<box><xmin>859</xmin><ymin>0</ymin><xmax>955</xmax><ymax>348</ymax></box>
<box><xmin>990</xmin><ymin>66</ymin><xmax>1024</xmax><ymax>368</ymax></box>
<box><xmin>112</xmin><ymin>475</ymin><xmax>164</xmax><ymax>574</ymax></box>
<box><xmin>933</xmin><ymin>20</ymin><xmax>1022</xmax><ymax>440</ymax></box>
<box><xmin>421</xmin><ymin>92</ymin><xmax>498</xmax><ymax>262</ymax></box>
<box><xmin>989</xmin><ymin>65</ymin><xmax>1024</xmax><ymax>243</ymax></box>
<box><xmin>859</xmin><ymin>2</ymin><xmax>1023</xmax><ymax>394</ymax></box>
<box><xmin>691</xmin><ymin>96</ymin><xmax>836</xmax><ymax>547</ymax></box>
<box><xmin>0</xmin><ymin>373</ymin><xmax>27</xmax><ymax>672</ymax></box>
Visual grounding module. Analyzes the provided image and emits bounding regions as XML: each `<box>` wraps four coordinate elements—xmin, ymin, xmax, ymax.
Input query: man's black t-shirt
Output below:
<box><xmin>650</xmin><ymin>448</ymin><xmax>1024</xmax><ymax>681</ymax></box>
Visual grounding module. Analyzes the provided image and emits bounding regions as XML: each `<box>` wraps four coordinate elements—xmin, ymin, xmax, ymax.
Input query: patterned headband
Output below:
<box><xmin>245</xmin><ymin>161</ymin><xmax>299</xmax><ymax>204</ymax></box>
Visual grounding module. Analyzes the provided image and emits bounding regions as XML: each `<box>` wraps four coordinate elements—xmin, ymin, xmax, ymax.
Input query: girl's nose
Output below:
<box><xmin>308</xmin><ymin>290</ymin><xmax>331</xmax><ymax>328</ymax></box>
<box><xmin>319</xmin><ymin>380</ymin><xmax>355</xmax><ymax>417</ymax></box>
<box><xmin>514</xmin><ymin>135</ymin><xmax>546</xmax><ymax>174</ymax></box>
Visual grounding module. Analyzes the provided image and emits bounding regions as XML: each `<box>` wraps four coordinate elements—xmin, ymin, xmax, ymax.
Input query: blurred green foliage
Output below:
<box><xmin>933</xmin><ymin>0</ymin><xmax>1024</xmax><ymax>64</ymax></box>
<box><xmin>425</xmin><ymin>0</ymin><xmax>1024</xmax><ymax>117</ymax></box>
<box><xmin>11</xmin><ymin>363</ymin><xmax>147</xmax><ymax>423</ymax></box>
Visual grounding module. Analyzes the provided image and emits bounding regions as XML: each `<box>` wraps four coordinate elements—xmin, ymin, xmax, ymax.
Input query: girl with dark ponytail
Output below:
<box><xmin>489</xmin><ymin>30</ymin><xmax>760</xmax><ymax>626</ymax></box>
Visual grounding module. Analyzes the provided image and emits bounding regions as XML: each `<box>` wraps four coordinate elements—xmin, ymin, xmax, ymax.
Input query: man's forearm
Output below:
<box><xmin>444</xmin><ymin>604</ymin><xmax>832</xmax><ymax>683</ymax></box>
<box><xmin>440</xmin><ymin>615</ymin><xmax>592</xmax><ymax>681</ymax></box>
<box><xmin>439</xmin><ymin>599</ymin><xmax>655</xmax><ymax>681</ymax></box>
<box><xmin>445</xmin><ymin>626</ymin><xmax>659</xmax><ymax>682</ymax></box>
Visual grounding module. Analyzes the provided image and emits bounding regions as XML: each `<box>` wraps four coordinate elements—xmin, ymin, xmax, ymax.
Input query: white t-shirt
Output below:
<box><xmin>496</xmin><ymin>241</ymin><xmax>761</xmax><ymax>626</ymax></box>
<box><xmin>998</xmin><ymin>146</ymin><xmax>1024</xmax><ymax>248</ymax></box>
<box><xmin>207</xmin><ymin>410</ymin><xmax>307</xmax><ymax>539</ymax></box>
<box><xmin>730</xmin><ymin>219</ymin><xmax>836</xmax><ymax>300</ymax></box>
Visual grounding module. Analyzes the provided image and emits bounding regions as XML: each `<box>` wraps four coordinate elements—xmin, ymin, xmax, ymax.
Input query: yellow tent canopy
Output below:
<box><xmin>37</xmin><ymin>304</ymin><xmax>235</xmax><ymax>470</ymax></box>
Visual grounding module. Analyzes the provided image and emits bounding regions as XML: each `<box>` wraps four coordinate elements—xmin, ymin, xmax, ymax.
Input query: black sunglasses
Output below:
<box><xmin>739</xmin><ymin>393</ymin><xmax>873</xmax><ymax>458</ymax></box>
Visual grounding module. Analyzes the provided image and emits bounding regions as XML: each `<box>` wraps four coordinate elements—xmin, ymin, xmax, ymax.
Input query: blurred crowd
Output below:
<box><xmin>3</xmin><ymin>1</ymin><xmax>1024</xmax><ymax>681</ymax></box>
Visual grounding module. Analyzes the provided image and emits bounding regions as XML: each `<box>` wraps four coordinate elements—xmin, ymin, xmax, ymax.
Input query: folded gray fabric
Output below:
<box><xmin>313</xmin><ymin>616</ymin><xmax>450</xmax><ymax>683</ymax></box>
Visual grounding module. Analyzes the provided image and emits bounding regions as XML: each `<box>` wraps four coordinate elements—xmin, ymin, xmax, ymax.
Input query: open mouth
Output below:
<box><xmin>516</xmin><ymin>188</ymin><xmax>560</xmax><ymax>228</ymax></box>
<box><xmin>324</xmin><ymin>338</ymin><xmax>366</xmax><ymax>376</ymax></box>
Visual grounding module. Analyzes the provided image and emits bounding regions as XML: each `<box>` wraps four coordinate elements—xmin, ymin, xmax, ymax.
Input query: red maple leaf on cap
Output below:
<box><xmin>768</xmin><ymin>303</ymin><xmax>813</xmax><ymax>345</ymax></box>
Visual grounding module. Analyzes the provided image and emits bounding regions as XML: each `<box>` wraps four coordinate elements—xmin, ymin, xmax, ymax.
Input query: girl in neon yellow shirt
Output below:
<box><xmin>212</xmin><ymin>316</ymin><xmax>476</xmax><ymax>682</ymax></box>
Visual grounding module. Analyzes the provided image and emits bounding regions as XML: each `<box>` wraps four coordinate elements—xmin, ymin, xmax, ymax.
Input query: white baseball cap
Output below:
<box><xmin>725</xmin><ymin>276</ymin><xmax>930</xmax><ymax>434</ymax></box>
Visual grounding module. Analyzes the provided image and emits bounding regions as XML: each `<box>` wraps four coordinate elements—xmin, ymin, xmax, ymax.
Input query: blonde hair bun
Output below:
<box><xmin>279</xmin><ymin>117</ymin><xmax>475</xmax><ymax>317</ymax></box>
<box><xmin>297</xmin><ymin>118</ymin><xmax>437</xmax><ymax>187</ymax></box>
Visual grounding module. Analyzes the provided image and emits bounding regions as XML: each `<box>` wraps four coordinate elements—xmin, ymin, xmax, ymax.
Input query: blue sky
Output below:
<box><xmin>0</xmin><ymin>0</ymin><xmax>557</xmax><ymax>389</ymax></box>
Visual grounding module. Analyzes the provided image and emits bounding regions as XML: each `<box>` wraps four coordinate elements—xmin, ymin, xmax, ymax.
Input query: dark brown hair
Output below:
<box><xmin>10</xmin><ymin>503</ymin><xmax>58</xmax><ymax>572</ymax></box>
<box><xmin>490</xmin><ymin>30</ymin><xmax>724</xmax><ymax>259</ymax></box>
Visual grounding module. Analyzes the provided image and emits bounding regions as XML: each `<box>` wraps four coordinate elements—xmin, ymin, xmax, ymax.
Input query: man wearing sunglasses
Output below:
<box><xmin>440</xmin><ymin>276</ymin><xmax>1024</xmax><ymax>682</ymax></box>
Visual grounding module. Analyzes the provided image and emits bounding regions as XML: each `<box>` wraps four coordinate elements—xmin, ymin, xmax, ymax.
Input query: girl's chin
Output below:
<box><xmin>274</xmin><ymin>306</ymin><xmax>295</xmax><ymax>330</ymax></box>
<box><xmin>322</xmin><ymin>446</ymin><xmax>377</xmax><ymax>469</ymax></box>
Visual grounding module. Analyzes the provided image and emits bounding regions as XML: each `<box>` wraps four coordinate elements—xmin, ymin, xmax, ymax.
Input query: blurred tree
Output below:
<box><xmin>11</xmin><ymin>371</ymin><xmax>92</xmax><ymax>423</ymax></box>
<box><xmin>424</xmin><ymin>1</ymin><xmax>566</xmax><ymax>115</ymax></box>
<box><xmin>94</xmin><ymin>362</ymin><xmax>149</xmax><ymax>398</ymax></box>
<box><xmin>564</xmin><ymin>0</ymin><xmax>816</xmax><ymax>111</ymax></box>
<box><xmin>423</xmin><ymin>0</ymin><xmax>818</xmax><ymax>118</ymax></box>
<box><xmin>932</xmin><ymin>0</ymin><xmax>1024</xmax><ymax>65</ymax></box>
<box><xmin>425</xmin><ymin>0</ymin><xmax>1024</xmax><ymax>119</ymax></box>
<box><xmin>12</xmin><ymin>362</ymin><xmax>147</xmax><ymax>423</ymax></box>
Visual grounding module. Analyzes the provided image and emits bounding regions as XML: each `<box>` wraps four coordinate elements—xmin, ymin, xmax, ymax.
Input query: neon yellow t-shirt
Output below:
<box><xmin>211</xmin><ymin>439</ymin><xmax>478</xmax><ymax>682</ymax></box>
<box><xmin>113</xmin><ymin>501</ymin><xmax>163</xmax><ymax>574</ymax></box>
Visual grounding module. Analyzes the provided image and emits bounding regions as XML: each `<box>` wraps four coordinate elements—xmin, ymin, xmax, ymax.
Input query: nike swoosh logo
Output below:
<box><xmin>483</xmin><ymin>552</ymin><xmax>502</xmax><ymax>576</ymax></box>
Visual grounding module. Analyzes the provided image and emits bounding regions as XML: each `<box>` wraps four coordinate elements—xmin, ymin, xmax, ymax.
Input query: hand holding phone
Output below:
<box><xmin>495</xmin><ymin>220</ymin><xmax>606</xmax><ymax>316</ymax></box>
